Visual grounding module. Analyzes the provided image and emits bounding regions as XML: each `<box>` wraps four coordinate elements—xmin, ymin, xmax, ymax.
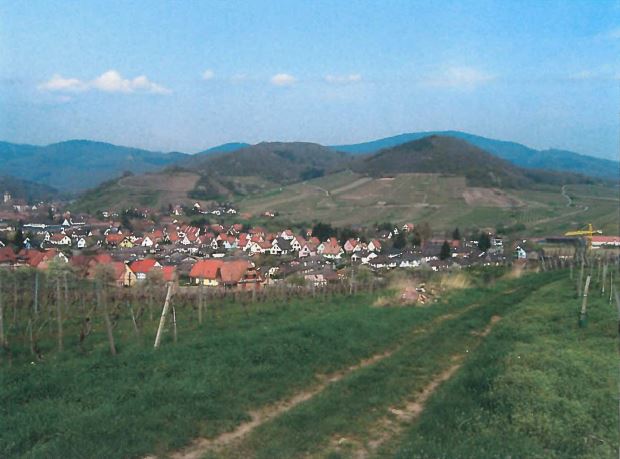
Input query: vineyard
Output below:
<box><xmin>0</xmin><ymin>263</ymin><xmax>618</xmax><ymax>458</ymax></box>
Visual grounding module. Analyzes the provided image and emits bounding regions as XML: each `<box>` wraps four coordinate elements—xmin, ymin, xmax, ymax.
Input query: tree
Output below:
<box><xmin>377</xmin><ymin>221</ymin><xmax>395</xmax><ymax>232</ymax></box>
<box><xmin>417</xmin><ymin>222</ymin><xmax>432</xmax><ymax>242</ymax></box>
<box><xmin>392</xmin><ymin>232</ymin><xmax>407</xmax><ymax>249</ymax></box>
<box><xmin>440</xmin><ymin>240</ymin><xmax>451</xmax><ymax>260</ymax></box>
<box><xmin>286</xmin><ymin>274</ymin><xmax>307</xmax><ymax>288</ymax></box>
<box><xmin>338</xmin><ymin>227</ymin><xmax>359</xmax><ymax>244</ymax></box>
<box><xmin>452</xmin><ymin>227</ymin><xmax>461</xmax><ymax>241</ymax></box>
<box><xmin>312</xmin><ymin>222</ymin><xmax>336</xmax><ymax>241</ymax></box>
<box><xmin>12</xmin><ymin>229</ymin><xmax>24</xmax><ymax>250</ymax></box>
<box><xmin>410</xmin><ymin>230</ymin><xmax>422</xmax><ymax>247</ymax></box>
<box><xmin>478</xmin><ymin>232</ymin><xmax>491</xmax><ymax>252</ymax></box>
<box><xmin>120</xmin><ymin>212</ymin><xmax>133</xmax><ymax>232</ymax></box>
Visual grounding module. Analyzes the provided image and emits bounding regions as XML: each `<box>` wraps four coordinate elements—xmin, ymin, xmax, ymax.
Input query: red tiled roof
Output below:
<box><xmin>93</xmin><ymin>253</ymin><xmax>113</xmax><ymax>264</ymax></box>
<box><xmin>220</xmin><ymin>260</ymin><xmax>251</xmax><ymax>284</ymax></box>
<box><xmin>149</xmin><ymin>229</ymin><xmax>164</xmax><ymax>240</ymax></box>
<box><xmin>70</xmin><ymin>254</ymin><xmax>91</xmax><ymax>269</ymax></box>
<box><xmin>0</xmin><ymin>247</ymin><xmax>16</xmax><ymax>264</ymax></box>
<box><xmin>130</xmin><ymin>258</ymin><xmax>159</xmax><ymax>274</ymax></box>
<box><xmin>189</xmin><ymin>259</ymin><xmax>224</xmax><ymax>279</ymax></box>
<box><xmin>106</xmin><ymin>234</ymin><xmax>124</xmax><ymax>244</ymax></box>
<box><xmin>162</xmin><ymin>266</ymin><xmax>176</xmax><ymax>282</ymax></box>
<box><xmin>592</xmin><ymin>236</ymin><xmax>620</xmax><ymax>244</ymax></box>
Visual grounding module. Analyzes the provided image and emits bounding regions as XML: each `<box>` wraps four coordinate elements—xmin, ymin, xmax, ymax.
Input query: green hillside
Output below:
<box><xmin>181</xmin><ymin>141</ymin><xmax>349</xmax><ymax>200</ymax></box>
<box><xmin>71</xmin><ymin>135</ymin><xmax>615</xmax><ymax>236</ymax></box>
<box><xmin>235</xmin><ymin>171</ymin><xmax>618</xmax><ymax>235</ymax></box>
<box><xmin>0</xmin><ymin>175</ymin><xmax>59</xmax><ymax>203</ymax></box>
<box><xmin>71</xmin><ymin>170</ymin><xmax>205</xmax><ymax>213</ymax></box>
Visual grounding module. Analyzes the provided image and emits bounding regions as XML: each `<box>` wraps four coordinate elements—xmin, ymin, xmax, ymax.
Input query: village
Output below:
<box><xmin>1</xmin><ymin>191</ymin><xmax>619</xmax><ymax>292</ymax></box>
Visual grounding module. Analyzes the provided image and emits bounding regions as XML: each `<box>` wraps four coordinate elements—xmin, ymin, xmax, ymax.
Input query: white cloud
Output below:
<box><xmin>325</xmin><ymin>74</ymin><xmax>362</xmax><ymax>84</ymax></box>
<box><xmin>37</xmin><ymin>74</ymin><xmax>88</xmax><ymax>92</ymax></box>
<box><xmin>270</xmin><ymin>73</ymin><xmax>296</xmax><ymax>86</ymax></box>
<box><xmin>91</xmin><ymin>70</ymin><xmax>133</xmax><ymax>92</ymax></box>
<box><xmin>425</xmin><ymin>66</ymin><xmax>495</xmax><ymax>89</ymax></box>
<box><xmin>38</xmin><ymin>70</ymin><xmax>170</xmax><ymax>94</ymax></box>
<box><xmin>202</xmin><ymin>69</ymin><xmax>215</xmax><ymax>80</ymax></box>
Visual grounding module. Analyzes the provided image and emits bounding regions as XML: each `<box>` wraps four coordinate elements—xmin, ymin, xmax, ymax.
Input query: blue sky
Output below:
<box><xmin>1</xmin><ymin>0</ymin><xmax>619</xmax><ymax>159</ymax></box>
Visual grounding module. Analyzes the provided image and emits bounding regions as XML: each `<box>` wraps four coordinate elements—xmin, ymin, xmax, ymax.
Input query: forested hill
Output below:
<box><xmin>351</xmin><ymin>135</ymin><xmax>594</xmax><ymax>188</ymax></box>
<box><xmin>0</xmin><ymin>140</ymin><xmax>187</xmax><ymax>192</ymax></box>
<box><xmin>332</xmin><ymin>130</ymin><xmax>618</xmax><ymax>180</ymax></box>
<box><xmin>182</xmin><ymin>141</ymin><xmax>349</xmax><ymax>184</ymax></box>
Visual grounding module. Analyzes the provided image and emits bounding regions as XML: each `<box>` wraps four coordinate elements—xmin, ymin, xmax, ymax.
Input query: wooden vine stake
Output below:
<box><xmin>0</xmin><ymin>276</ymin><xmax>5</xmax><ymax>350</ymax></box>
<box><xmin>198</xmin><ymin>284</ymin><xmax>203</xmax><ymax>325</ymax></box>
<box><xmin>128</xmin><ymin>301</ymin><xmax>140</xmax><ymax>336</ymax></box>
<box><xmin>154</xmin><ymin>283</ymin><xmax>174</xmax><ymax>349</ymax></box>
<box><xmin>579</xmin><ymin>275</ymin><xmax>591</xmax><ymax>328</ymax></box>
<box><xmin>56</xmin><ymin>278</ymin><xmax>63</xmax><ymax>352</ymax></box>
<box><xmin>577</xmin><ymin>261</ymin><xmax>584</xmax><ymax>297</ymax></box>
<box><xmin>615</xmin><ymin>291</ymin><xmax>620</xmax><ymax>336</ymax></box>
<box><xmin>601</xmin><ymin>264</ymin><xmax>607</xmax><ymax>295</ymax></box>
<box><xmin>172</xmin><ymin>305</ymin><xmax>178</xmax><ymax>344</ymax></box>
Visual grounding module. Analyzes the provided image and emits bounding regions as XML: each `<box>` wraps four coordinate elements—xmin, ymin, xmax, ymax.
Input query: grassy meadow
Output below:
<box><xmin>384</xmin><ymin>272</ymin><xmax>619</xmax><ymax>459</ymax></box>
<box><xmin>1</xmin><ymin>268</ymin><xmax>618</xmax><ymax>459</ymax></box>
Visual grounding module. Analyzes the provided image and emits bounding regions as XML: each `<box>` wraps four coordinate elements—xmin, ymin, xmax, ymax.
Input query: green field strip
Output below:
<box><xmin>1</xmin><ymin>280</ymin><xmax>526</xmax><ymax>459</ymax></box>
<box><xmin>211</xmin><ymin>273</ymin><xmax>560</xmax><ymax>459</ymax></box>
<box><xmin>381</xmin><ymin>276</ymin><xmax>618</xmax><ymax>459</ymax></box>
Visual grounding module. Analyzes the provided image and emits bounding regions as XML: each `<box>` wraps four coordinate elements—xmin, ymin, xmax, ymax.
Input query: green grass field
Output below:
<box><xmin>1</xmin><ymin>269</ymin><xmax>617</xmax><ymax>459</ymax></box>
<box><xmin>383</xmin><ymin>274</ymin><xmax>618</xmax><ymax>459</ymax></box>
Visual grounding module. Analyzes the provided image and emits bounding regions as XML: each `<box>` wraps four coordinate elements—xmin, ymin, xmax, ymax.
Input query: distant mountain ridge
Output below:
<box><xmin>0</xmin><ymin>140</ymin><xmax>188</xmax><ymax>192</ymax></box>
<box><xmin>75</xmin><ymin>135</ymin><xmax>599</xmax><ymax>213</ymax></box>
<box><xmin>332</xmin><ymin>131</ymin><xmax>619</xmax><ymax>180</ymax></box>
<box><xmin>198</xmin><ymin>142</ymin><xmax>250</xmax><ymax>155</ymax></box>
<box><xmin>351</xmin><ymin>135</ymin><xmax>592</xmax><ymax>188</ymax></box>
<box><xmin>3</xmin><ymin>131</ymin><xmax>616</xmax><ymax>198</ymax></box>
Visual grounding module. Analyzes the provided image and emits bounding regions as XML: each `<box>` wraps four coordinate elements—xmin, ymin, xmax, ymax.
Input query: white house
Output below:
<box><xmin>141</xmin><ymin>236</ymin><xmax>155</xmax><ymax>247</ymax></box>
<box><xmin>514</xmin><ymin>246</ymin><xmax>527</xmax><ymax>259</ymax></box>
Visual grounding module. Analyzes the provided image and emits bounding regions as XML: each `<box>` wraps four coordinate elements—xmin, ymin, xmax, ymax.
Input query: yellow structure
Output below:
<box><xmin>564</xmin><ymin>224</ymin><xmax>602</xmax><ymax>249</ymax></box>
<box><xmin>118</xmin><ymin>237</ymin><xmax>135</xmax><ymax>248</ymax></box>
